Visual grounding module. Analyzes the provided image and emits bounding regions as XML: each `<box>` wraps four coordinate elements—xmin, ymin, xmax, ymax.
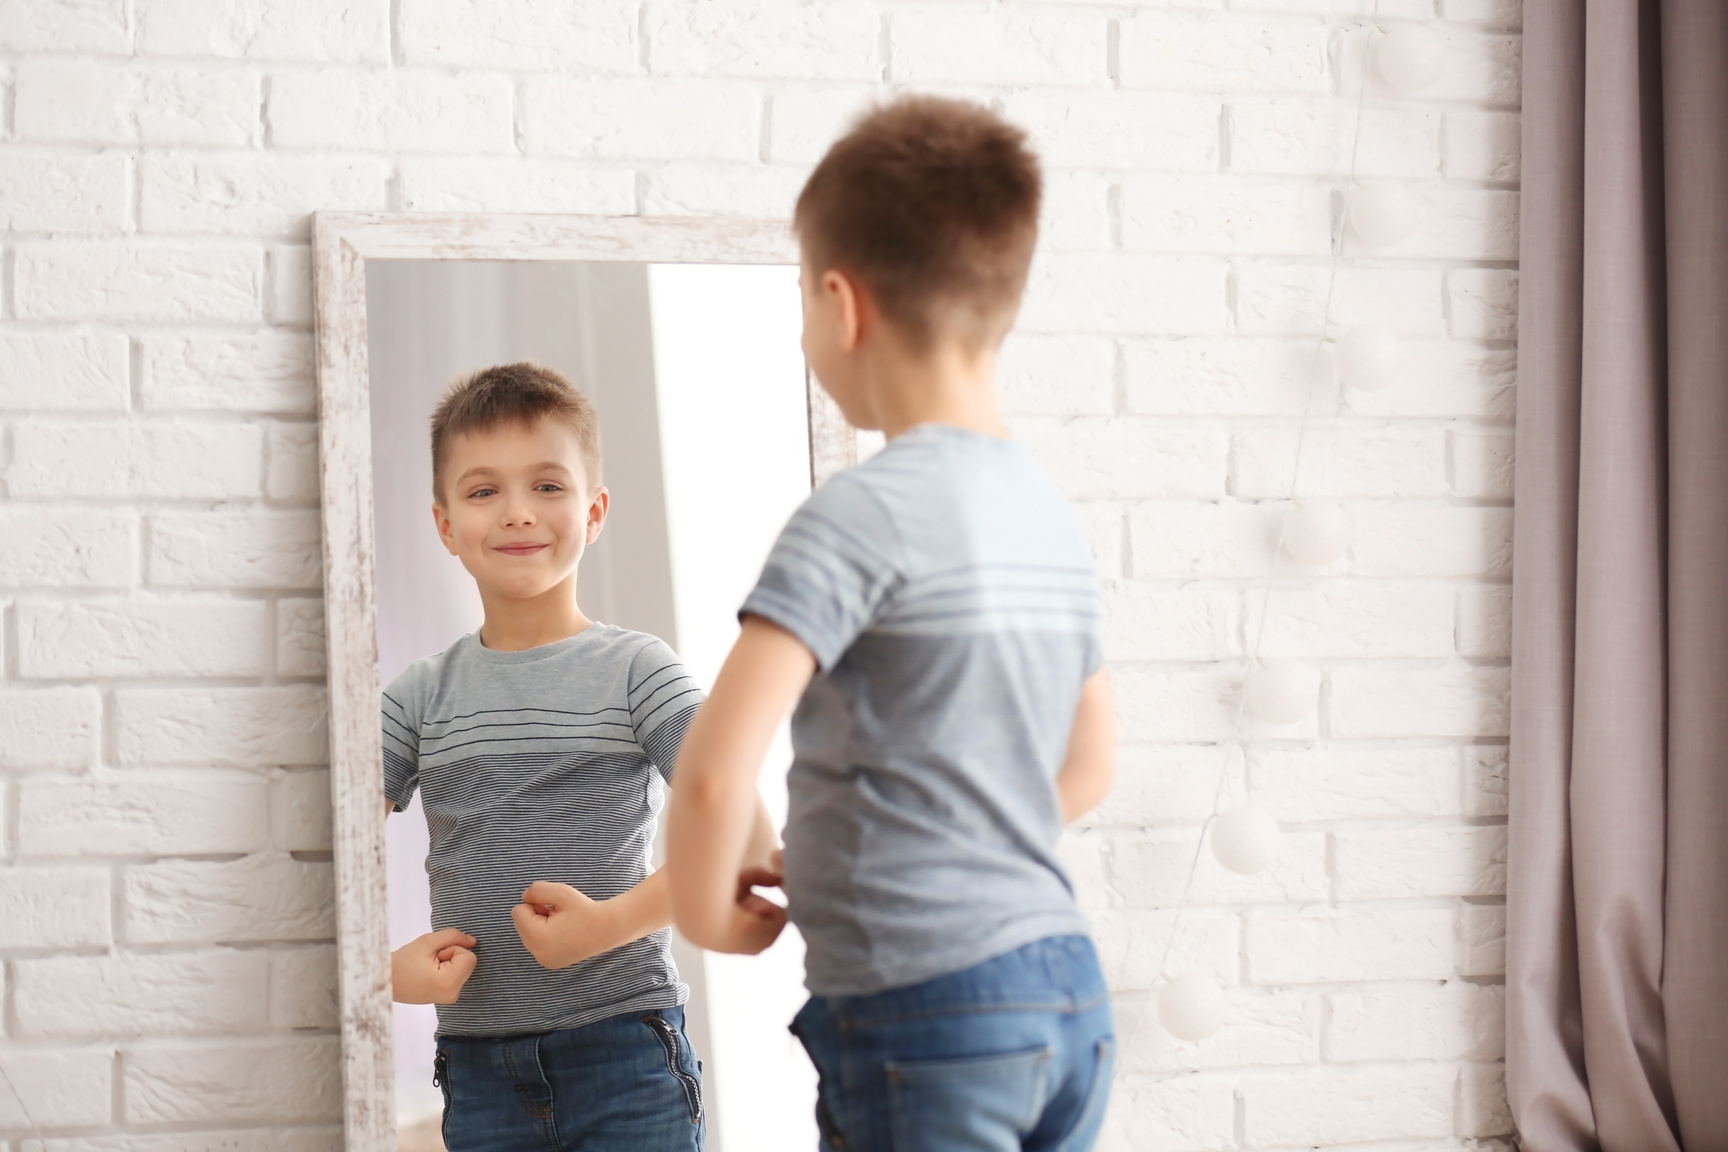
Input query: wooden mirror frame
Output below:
<box><xmin>311</xmin><ymin>213</ymin><xmax>858</xmax><ymax>1150</ymax></box>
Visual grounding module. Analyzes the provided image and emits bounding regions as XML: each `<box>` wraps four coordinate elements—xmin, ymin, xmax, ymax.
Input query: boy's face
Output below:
<box><xmin>432</xmin><ymin>417</ymin><xmax>606</xmax><ymax>604</ymax></box>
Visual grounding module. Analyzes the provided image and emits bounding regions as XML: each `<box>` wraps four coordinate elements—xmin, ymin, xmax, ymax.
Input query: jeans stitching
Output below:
<box><xmin>835</xmin><ymin>989</ymin><xmax>1110</xmax><ymax>1031</ymax></box>
<box><xmin>499</xmin><ymin>1040</ymin><xmax>556</xmax><ymax>1131</ymax></box>
<box><xmin>1050</xmin><ymin>1037</ymin><xmax>1116</xmax><ymax>1152</ymax></box>
<box><xmin>641</xmin><ymin>1014</ymin><xmax>703</xmax><ymax>1124</ymax></box>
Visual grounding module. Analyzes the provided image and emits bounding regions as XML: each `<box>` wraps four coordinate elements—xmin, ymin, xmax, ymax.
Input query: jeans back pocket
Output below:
<box><xmin>885</xmin><ymin>1044</ymin><xmax>1054</xmax><ymax>1152</ymax></box>
<box><xmin>640</xmin><ymin>1013</ymin><xmax>703</xmax><ymax>1125</ymax></box>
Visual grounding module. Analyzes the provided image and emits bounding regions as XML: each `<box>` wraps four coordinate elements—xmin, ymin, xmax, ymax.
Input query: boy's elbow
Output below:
<box><xmin>669</xmin><ymin>900</ymin><xmax>724</xmax><ymax>952</ymax></box>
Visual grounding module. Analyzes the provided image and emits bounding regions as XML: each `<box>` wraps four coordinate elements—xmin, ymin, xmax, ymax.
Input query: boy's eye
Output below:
<box><xmin>535</xmin><ymin>483</ymin><xmax>563</xmax><ymax>493</ymax></box>
<box><xmin>468</xmin><ymin>486</ymin><xmax>497</xmax><ymax>499</ymax></box>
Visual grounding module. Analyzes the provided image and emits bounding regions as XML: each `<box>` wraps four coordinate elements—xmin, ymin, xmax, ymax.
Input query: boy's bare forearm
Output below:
<box><xmin>666</xmin><ymin>717</ymin><xmax>766</xmax><ymax>948</ymax></box>
<box><xmin>1055</xmin><ymin>670</ymin><xmax>1116</xmax><ymax>823</ymax></box>
<box><xmin>593</xmin><ymin>867</ymin><xmax>674</xmax><ymax>950</ymax></box>
<box><xmin>667</xmin><ymin>617</ymin><xmax>812</xmax><ymax>951</ymax></box>
<box><xmin>746</xmin><ymin>795</ymin><xmax>781</xmax><ymax>870</ymax></box>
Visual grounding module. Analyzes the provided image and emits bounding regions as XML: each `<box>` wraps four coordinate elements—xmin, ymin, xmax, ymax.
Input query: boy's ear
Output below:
<box><xmin>823</xmin><ymin>268</ymin><xmax>868</xmax><ymax>352</ymax></box>
<box><xmin>431</xmin><ymin>502</ymin><xmax>459</xmax><ymax>557</ymax></box>
<box><xmin>585</xmin><ymin>487</ymin><xmax>610</xmax><ymax>545</ymax></box>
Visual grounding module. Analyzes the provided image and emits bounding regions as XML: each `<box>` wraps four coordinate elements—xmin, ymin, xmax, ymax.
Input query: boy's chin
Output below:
<box><xmin>481</xmin><ymin>575</ymin><xmax>570</xmax><ymax>602</ymax></box>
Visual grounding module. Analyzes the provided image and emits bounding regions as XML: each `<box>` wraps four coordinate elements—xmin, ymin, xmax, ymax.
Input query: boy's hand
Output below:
<box><xmin>391</xmin><ymin>928</ymin><xmax>478</xmax><ymax>1005</ymax></box>
<box><xmin>715</xmin><ymin>863</ymin><xmax>788</xmax><ymax>955</ymax></box>
<box><xmin>511</xmin><ymin>881</ymin><xmax>617</xmax><ymax>970</ymax></box>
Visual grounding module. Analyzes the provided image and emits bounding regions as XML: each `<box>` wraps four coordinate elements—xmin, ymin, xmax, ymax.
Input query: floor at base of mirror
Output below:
<box><xmin>399</xmin><ymin>1112</ymin><xmax>446</xmax><ymax>1152</ymax></box>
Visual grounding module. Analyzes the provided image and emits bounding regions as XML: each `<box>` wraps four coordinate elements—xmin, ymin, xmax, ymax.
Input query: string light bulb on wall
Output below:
<box><xmin>1158</xmin><ymin>971</ymin><xmax>1229</xmax><ymax>1043</ymax></box>
<box><xmin>1375</xmin><ymin>25</ymin><xmax>1446</xmax><ymax>93</ymax></box>
<box><xmin>1210</xmin><ymin>801</ymin><xmax>1282</xmax><ymax>875</ymax></box>
<box><xmin>1348</xmin><ymin>181</ymin><xmax>1420</xmax><ymax>247</ymax></box>
<box><xmin>1136</xmin><ymin>15</ymin><xmax>1447</xmax><ymax>1050</ymax></box>
<box><xmin>1335</xmin><ymin>322</ymin><xmax>1403</xmax><ymax>392</ymax></box>
<box><xmin>1283</xmin><ymin>499</ymin><xmax>1355</xmax><ymax>567</ymax></box>
<box><xmin>1245</xmin><ymin>658</ymin><xmax>1318</xmax><ymax>725</ymax></box>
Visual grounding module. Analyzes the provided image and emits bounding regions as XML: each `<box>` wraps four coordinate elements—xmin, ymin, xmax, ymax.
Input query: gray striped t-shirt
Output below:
<box><xmin>382</xmin><ymin>624</ymin><xmax>700</xmax><ymax>1037</ymax></box>
<box><xmin>742</xmin><ymin>423</ymin><xmax>1103</xmax><ymax>997</ymax></box>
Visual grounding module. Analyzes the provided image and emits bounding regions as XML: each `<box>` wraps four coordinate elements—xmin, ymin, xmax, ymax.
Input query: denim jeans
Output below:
<box><xmin>434</xmin><ymin>1004</ymin><xmax>705</xmax><ymax>1152</ymax></box>
<box><xmin>791</xmin><ymin>935</ymin><xmax>1115</xmax><ymax>1152</ymax></box>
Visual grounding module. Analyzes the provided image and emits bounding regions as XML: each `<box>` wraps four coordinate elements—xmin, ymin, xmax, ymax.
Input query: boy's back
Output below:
<box><xmin>744</xmin><ymin>423</ymin><xmax>1100</xmax><ymax>995</ymax></box>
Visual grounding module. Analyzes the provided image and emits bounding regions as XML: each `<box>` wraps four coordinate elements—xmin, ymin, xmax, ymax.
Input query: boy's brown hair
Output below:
<box><xmin>794</xmin><ymin>95</ymin><xmax>1042</xmax><ymax>349</ymax></box>
<box><xmin>429</xmin><ymin>362</ymin><xmax>601</xmax><ymax>502</ymax></box>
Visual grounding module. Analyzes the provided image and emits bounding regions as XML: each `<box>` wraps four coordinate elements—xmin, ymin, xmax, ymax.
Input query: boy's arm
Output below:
<box><xmin>1055</xmin><ymin>669</ymin><xmax>1116</xmax><ymax>823</ymax></box>
<box><xmin>511</xmin><ymin>706</ymin><xmax>786</xmax><ymax>971</ymax></box>
<box><xmin>383</xmin><ymin>799</ymin><xmax>481</xmax><ymax>1002</ymax></box>
<box><xmin>392</xmin><ymin>928</ymin><xmax>478</xmax><ymax>1004</ymax></box>
<box><xmin>667</xmin><ymin>616</ymin><xmax>815</xmax><ymax>954</ymax></box>
<box><xmin>511</xmin><ymin>869</ymin><xmax>673</xmax><ymax>970</ymax></box>
<box><xmin>510</xmin><ymin>797</ymin><xmax>780</xmax><ymax>971</ymax></box>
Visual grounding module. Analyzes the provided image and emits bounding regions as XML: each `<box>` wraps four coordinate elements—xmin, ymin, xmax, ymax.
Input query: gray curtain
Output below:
<box><xmin>1508</xmin><ymin>2</ymin><xmax>1728</xmax><ymax>1150</ymax></box>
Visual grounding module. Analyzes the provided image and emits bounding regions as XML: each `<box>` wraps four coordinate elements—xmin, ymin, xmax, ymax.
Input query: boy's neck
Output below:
<box><xmin>866</xmin><ymin>333</ymin><xmax>1007</xmax><ymax>442</ymax></box>
<box><xmin>477</xmin><ymin>576</ymin><xmax>593</xmax><ymax>652</ymax></box>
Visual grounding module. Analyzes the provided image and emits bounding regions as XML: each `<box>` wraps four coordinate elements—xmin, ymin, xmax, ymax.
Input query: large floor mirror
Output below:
<box><xmin>314</xmin><ymin>215</ymin><xmax>866</xmax><ymax>1152</ymax></box>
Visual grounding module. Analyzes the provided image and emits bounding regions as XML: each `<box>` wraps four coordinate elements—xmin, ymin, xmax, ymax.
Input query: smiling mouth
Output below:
<box><xmin>494</xmin><ymin>543</ymin><xmax>549</xmax><ymax>556</ymax></box>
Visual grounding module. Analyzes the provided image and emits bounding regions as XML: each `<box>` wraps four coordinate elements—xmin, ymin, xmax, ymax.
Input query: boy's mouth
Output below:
<box><xmin>494</xmin><ymin>542</ymin><xmax>549</xmax><ymax>556</ymax></box>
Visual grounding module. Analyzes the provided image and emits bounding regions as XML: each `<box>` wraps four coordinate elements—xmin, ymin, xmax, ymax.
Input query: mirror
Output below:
<box><xmin>314</xmin><ymin>216</ymin><xmax>867</xmax><ymax>1152</ymax></box>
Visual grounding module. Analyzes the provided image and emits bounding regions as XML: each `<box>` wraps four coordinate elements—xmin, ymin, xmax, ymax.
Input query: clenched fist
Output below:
<box><xmin>512</xmin><ymin>881</ymin><xmax>618</xmax><ymax>970</ymax></box>
<box><xmin>391</xmin><ymin>928</ymin><xmax>478</xmax><ymax>1005</ymax></box>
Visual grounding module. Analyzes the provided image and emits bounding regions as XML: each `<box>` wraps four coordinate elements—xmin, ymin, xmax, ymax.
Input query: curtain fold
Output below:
<box><xmin>1508</xmin><ymin>3</ymin><xmax>1728</xmax><ymax>1150</ymax></box>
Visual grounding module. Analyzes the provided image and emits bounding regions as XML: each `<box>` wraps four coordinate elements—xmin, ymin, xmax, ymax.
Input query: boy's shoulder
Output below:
<box><xmin>382</xmin><ymin>636</ymin><xmax>468</xmax><ymax>710</ymax></box>
<box><xmin>811</xmin><ymin>427</ymin><xmax>1076</xmax><ymax>551</ymax></box>
<box><xmin>381</xmin><ymin>626</ymin><xmax>680</xmax><ymax>709</ymax></box>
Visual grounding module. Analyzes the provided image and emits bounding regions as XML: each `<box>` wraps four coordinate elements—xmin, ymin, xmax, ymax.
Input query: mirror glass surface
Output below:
<box><xmin>365</xmin><ymin>259</ymin><xmax>816</xmax><ymax>1152</ymax></box>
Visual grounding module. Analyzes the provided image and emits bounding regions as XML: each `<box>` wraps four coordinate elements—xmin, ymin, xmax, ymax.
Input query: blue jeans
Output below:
<box><xmin>434</xmin><ymin>1005</ymin><xmax>705</xmax><ymax>1152</ymax></box>
<box><xmin>791</xmin><ymin>935</ymin><xmax>1115</xmax><ymax>1152</ymax></box>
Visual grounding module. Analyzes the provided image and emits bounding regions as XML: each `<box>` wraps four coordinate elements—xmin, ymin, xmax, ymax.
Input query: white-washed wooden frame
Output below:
<box><xmin>312</xmin><ymin>213</ymin><xmax>853</xmax><ymax>1150</ymax></box>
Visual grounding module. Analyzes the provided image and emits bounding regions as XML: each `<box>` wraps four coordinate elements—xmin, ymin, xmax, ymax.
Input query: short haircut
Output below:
<box><xmin>429</xmin><ymin>362</ymin><xmax>601</xmax><ymax>503</ymax></box>
<box><xmin>794</xmin><ymin>95</ymin><xmax>1042</xmax><ymax>349</ymax></box>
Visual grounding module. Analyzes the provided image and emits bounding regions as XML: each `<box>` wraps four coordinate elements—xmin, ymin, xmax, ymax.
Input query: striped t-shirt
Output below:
<box><xmin>741</xmin><ymin>423</ymin><xmax>1103</xmax><ymax>997</ymax></box>
<box><xmin>381</xmin><ymin>624</ymin><xmax>701</xmax><ymax>1037</ymax></box>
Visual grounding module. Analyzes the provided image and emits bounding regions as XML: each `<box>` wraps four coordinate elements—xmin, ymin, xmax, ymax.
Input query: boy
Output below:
<box><xmin>385</xmin><ymin>364</ymin><xmax>769</xmax><ymax>1151</ymax></box>
<box><xmin>667</xmin><ymin>97</ymin><xmax>1119</xmax><ymax>1151</ymax></box>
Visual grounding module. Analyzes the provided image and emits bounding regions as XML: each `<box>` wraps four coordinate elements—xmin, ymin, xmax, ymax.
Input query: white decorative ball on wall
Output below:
<box><xmin>1245</xmin><ymin>659</ymin><xmax>1317</xmax><ymax>725</ymax></box>
<box><xmin>1283</xmin><ymin>499</ymin><xmax>1354</xmax><ymax>567</ymax></box>
<box><xmin>1158</xmin><ymin>972</ymin><xmax>1228</xmax><ymax>1042</ymax></box>
<box><xmin>1376</xmin><ymin>25</ymin><xmax>1446</xmax><ymax>93</ymax></box>
<box><xmin>1348</xmin><ymin>182</ymin><xmax>1419</xmax><ymax>247</ymax></box>
<box><xmin>1211</xmin><ymin>801</ymin><xmax>1281</xmax><ymax>874</ymax></box>
<box><xmin>1335</xmin><ymin>322</ymin><xmax>1402</xmax><ymax>392</ymax></box>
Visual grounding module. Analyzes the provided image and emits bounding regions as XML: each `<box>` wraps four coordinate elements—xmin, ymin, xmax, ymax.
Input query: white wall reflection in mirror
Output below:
<box><xmin>366</xmin><ymin>259</ymin><xmax>816</xmax><ymax>1152</ymax></box>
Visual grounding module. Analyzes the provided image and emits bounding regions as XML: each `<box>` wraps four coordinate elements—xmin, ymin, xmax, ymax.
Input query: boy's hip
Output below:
<box><xmin>812</xmin><ymin>934</ymin><xmax>1110</xmax><ymax>1029</ymax></box>
<box><xmin>791</xmin><ymin>936</ymin><xmax>1115</xmax><ymax>1152</ymax></box>
<box><xmin>797</xmin><ymin>905</ymin><xmax>1096</xmax><ymax>1001</ymax></box>
<box><xmin>437</xmin><ymin>1004</ymin><xmax>704</xmax><ymax>1152</ymax></box>
<box><xmin>431</xmin><ymin>956</ymin><xmax>686</xmax><ymax>1038</ymax></box>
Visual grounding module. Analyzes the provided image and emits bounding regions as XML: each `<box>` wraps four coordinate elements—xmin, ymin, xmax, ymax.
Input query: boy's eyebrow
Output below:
<box><xmin>453</xmin><ymin>461</ymin><xmax>576</xmax><ymax>485</ymax></box>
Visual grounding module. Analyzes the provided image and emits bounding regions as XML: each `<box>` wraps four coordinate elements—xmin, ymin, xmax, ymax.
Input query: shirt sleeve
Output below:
<box><xmin>739</xmin><ymin>472</ymin><xmax>905</xmax><ymax>671</ymax></box>
<box><xmin>380</xmin><ymin>671</ymin><xmax>423</xmax><ymax>812</ymax></box>
<box><xmin>627</xmin><ymin>637</ymin><xmax>705</xmax><ymax>785</ymax></box>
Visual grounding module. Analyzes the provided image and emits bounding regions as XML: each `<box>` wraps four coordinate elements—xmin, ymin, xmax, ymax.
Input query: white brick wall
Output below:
<box><xmin>0</xmin><ymin>1</ymin><xmax>1515</xmax><ymax>1147</ymax></box>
